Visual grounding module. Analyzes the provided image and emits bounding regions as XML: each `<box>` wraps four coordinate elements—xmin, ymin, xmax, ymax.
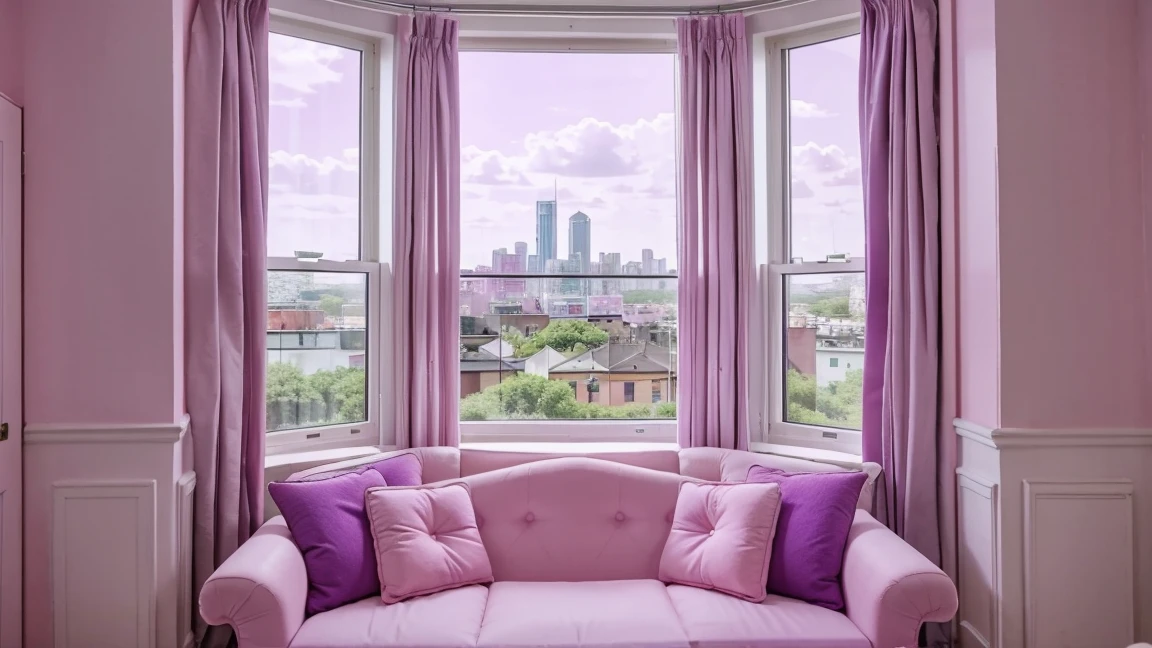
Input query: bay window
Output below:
<box><xmin>760</xmin><ymin>23</ymin><xmax>865</xmax><ymax>455</ymax></box>
<box><xmin>456</xmin><ymin>44</ymin><xmax>679</xmax><ymax>442</ymax></box>
<box><xmin>265</xmin><ymin>18</ymin><xmax>390</xmax><ymax>452</ymax></box>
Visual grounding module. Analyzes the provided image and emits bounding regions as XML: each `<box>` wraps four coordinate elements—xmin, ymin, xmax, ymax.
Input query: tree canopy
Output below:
<box><xmin>785</xmin><ymin>368</ymin><xmax>862</xmax><ymax>428</ymax></box>
<box><xmin>266</xmin><ymin>362</ymin><xmax>365</xmax><ymax>430</ymax></box>
<box><xmin>504</xmin><ymin>319</ymin><xmax>609</xmax><ymax>358</ymax></box>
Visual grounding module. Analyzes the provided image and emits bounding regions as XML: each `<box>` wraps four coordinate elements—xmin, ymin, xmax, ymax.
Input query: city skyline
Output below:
<box><xmin>461</xmin><ymin>205</ymin><xmax>672</xmax><ymax>276</ymax></box>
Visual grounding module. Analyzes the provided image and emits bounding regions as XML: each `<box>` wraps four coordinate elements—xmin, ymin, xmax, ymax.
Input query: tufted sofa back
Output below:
<box><xmin>463</xmin><ymin>457</ymin><xmax>687</xmax><ymax>582</ymax></box>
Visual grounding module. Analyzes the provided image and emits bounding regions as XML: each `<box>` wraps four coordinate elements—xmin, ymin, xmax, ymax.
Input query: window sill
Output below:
<box><xmin>460</xmin><ymin>441</ymin><xmax>680</xmax><ymax>454</ymax></box>
<box><xmin>265</xmin><ymin>444</ymin><xmax>389</xmax><ymax>480</ymax></box>
<box><xmin>750</xmin><ymin>441</ymin><xmax>864</xmax><ymax>469</ymax></box>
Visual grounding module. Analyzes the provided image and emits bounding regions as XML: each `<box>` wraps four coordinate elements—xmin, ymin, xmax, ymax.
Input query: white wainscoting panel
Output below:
<box><xmin>957</xmin><ymin>468</ymin><xmax>998</xmax><ymax>648</ymax></box>
<box><xmin>1023</xmin><ymin>480</ymin><xmax>1135</xmax><ymax>648</ymax></box>
<box><xmin>52</xmin><ymin>480</ymin><xmax>157</xmax><ymax>648</ymax></box>
<box><xmin>175</xmin><ymin>472</ymin><xmax>196</xmax><ymax>648</ymax></box>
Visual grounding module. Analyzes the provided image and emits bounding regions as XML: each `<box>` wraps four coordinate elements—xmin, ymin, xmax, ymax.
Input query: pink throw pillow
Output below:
<box><xmin>364</xmin><ymin>482</ymin><xmax>493</xmax><ymax>604</ymax></box>
<box><xmin>658</xmin><ymin>481</ymin><xmax>783</xmax><ymax>602</ymax></box>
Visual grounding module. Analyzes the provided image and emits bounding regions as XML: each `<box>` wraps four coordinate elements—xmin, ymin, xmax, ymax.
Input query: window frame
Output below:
<box><xmin>456</xmin><ymin>34</ymin><xmax>679</xmax><ymax>444</ymax></box>
<box><xmin>265</xmin><ymin>15</ymin><xmax>390</xmax><ymax>455</ymax></box>
<box><xmin>761</xmin><ymin>20</ymin><xmax>865</xmax><ymax>456</ymax></box>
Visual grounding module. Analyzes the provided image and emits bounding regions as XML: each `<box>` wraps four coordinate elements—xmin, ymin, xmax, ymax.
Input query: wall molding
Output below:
<box><xmin>25</xmin><ymin>413</ymin><xmax>190</xmax><ymax>445</ymax></box>
<box><xmin>52</xmin><ymin>480</ymin><xmax>157</xmax><ymax>648</ymax></box>
<box><xmin>1022</xmin><ymin>480</ymin><xmax>1135</xmax><ymax>648</ymax></box>
<box><xmin>175</xmin><ymin>472</ymin><xmax>196</xmax><ymax>648</ymax></box>
<box><xmin>956</xmin><ymin>469</ymin><xmax>999</xmax><ymax>648</ymax></box>
<box><xmin>954</xmin><ymin>418</ymin><xmax>1152</xmax><ymax>448</ymax></box>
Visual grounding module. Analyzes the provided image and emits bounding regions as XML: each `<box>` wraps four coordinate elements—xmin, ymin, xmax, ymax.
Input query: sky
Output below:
<box><xmin>265</xmin><ymin>32</ymin><xmax>864</xmax><ymax>269</ymax></box>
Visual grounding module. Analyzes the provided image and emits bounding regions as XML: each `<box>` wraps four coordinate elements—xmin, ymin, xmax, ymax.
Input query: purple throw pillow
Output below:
<box><xmin>746</xmin><ymin>465</ymin><xmax>868</xmax><ymax>610</ymax></box>
<box><xmin>268</xmin><ymin>469</ymin><xmax>387</xmax><ymax>616</ymax></box>
<box><xmin>368</xmin><ymin>453</ymin><xmax>422</xmax><ymax>486</ymax></box>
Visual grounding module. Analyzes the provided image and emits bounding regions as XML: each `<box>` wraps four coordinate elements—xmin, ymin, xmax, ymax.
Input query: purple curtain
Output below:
<box><xmin>675</xmin><ymin>14</ymin><xmax>755</xmax><ymax>451</ymax></box>
<box><xmin>184</xmin><ymin>0</ymin><xmax>268</xmax><ymax>644</ymax></box>
<box><xmin>859</xmin><ymin>0</ymin><xmax>941</xmax><ymax>566</ymax></box>
<box><xmin>393</xmin><ymin>14</ymin><xmax>461</xmax><ymax>448</ymax></box>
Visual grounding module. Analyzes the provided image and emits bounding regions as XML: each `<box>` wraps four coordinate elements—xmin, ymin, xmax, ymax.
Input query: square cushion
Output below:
<box><xmin>666</xmin><ymin>584</ymin><xmax>870</xmax><ymax>648</ymax></box>
<box><xmin>659</xmin><ymin>481</ymin><xmax>782</xmax><ymax>602</ymax></box>
<box><xmin>268</xmin><ymin>468</ymin><xmax>387</xmax><ymax>615</ymax></box>
<box><xmin>746</xmin><ymin>466</ymin><xmax>868</xmax><ymax>610</ymax></box>
<box><xmin>476</xmin><ymin>580</ymin><xmax>689</xmax><ymax>648</ymax></box>
<box><xmin>365</xmin><ymin>482</ymin><xmax>493</xmax><ymax>604</ymax></box>
<box><xmin>291</xmin><ymin>584</ymin><xmax>489</xmax><ymax>648</ymax></box>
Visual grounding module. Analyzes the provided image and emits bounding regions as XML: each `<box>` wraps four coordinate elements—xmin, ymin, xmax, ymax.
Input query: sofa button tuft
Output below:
<box><xmin>430</xmin><ymin>534</ymin><xmax>438</xmax><ymax>541</ymax></box>
<box><xmin>525</xmin><ymin>512</ymin><xmax>535</xmax><ymax>523</ymax></box>
<box><xmin>708</xmin><ymin>529</ymin><xmax>715</xmax><ymax>536</ymax></box>
<box><xmin>615</xmin><ymin>512</ymin><xmax>626</xmax><ymax>522</ymax></box>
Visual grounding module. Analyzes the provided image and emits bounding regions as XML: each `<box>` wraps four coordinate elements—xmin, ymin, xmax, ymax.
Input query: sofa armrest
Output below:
<box><xmin>841</xmin><ymin>510</ymin><xmax>958</xmax><ymax>648</ymax></box>
<box><xmin>199</xmin><ymin>517</ymin><xmax>307</xmax><ymax>648</ymax></box>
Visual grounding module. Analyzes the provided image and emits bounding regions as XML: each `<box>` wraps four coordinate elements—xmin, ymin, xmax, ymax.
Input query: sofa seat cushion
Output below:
<box><xmin>290</xmin><ymin>585</ymin><xmax>488</xmax><ymax>648</ymax></box>
<box><xmin>666</xmin><ymin>585</ymin><xmax>870</xmax><ymax>648</ymax></box>
<box><xmin>477</xmin><ymin>580</ymin><xmax>689</xmax><ymax>648</ymax></box>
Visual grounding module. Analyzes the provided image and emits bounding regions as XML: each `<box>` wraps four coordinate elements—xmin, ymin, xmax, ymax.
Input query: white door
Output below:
<box><xmin>0</xmin><ymin>96</ymin><xmax>21</xmax><ymax>647</ymax></box>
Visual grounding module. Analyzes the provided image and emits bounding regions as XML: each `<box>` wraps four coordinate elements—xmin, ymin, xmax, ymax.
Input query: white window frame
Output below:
<box><xmin>265</xmin><ymin>14</ymin><xmax>393</xmax><ymax>455</ymax></box>
<box><xmin>457</xmin><ymin>30</ymin><xmax>679</xmax><ymax>445</ymax></box>
<box><xmin>760</xmin><ymin>20</ymin><xmax>864</xmax><ymax>456</ymax></box>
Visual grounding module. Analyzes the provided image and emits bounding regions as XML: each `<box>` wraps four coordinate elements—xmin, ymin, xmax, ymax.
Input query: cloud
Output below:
<box><xmin>462</xmin><ymin>146</ymin><xmax>531</xmax><ymax>186</ymax></box>
<box><xmin>824</xmin><ymin>168</ymin><xmax>862</xmax><ymax>187</ymax></box>
<box><xmin>792</xmin><ymin>142</ymin><xmax>851</xmax><ymax>173</ymax></box>
<box><xmin>269</xmin><ymin>149</ymin><xmax>359</xmax><ymax>200</ymax></box>
<box><xmin>523</xmin><ymin>113</ymin><xmax>674</xmax><ymax>178</ymax></box>
<box><xmin>271</xmin><ymin>97</ymin><xmax>307</xmax><ymax>109</ymax></box>
<box><xmin>269</xmin><ymin>33</ymin><xmax>345</xmax><ymax>94</ymax></box>
<box><xmin>608</xmin><ymin>183</ymin><xmax>636</xmax><ymax>194</ymax></box>
<box><xmin>791</xmin><ymin>179</ymin><xmax>815</xmax><ymax>199</ymax></box>
<box><xmin>790</xmin><ymin>99</ymin><xmax>834</xmax><ymax>118</ymax></box>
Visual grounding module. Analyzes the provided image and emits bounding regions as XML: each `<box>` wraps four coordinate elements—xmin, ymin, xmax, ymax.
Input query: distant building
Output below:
<box><xmin>527</xmin><ymin>254</ymin><xmax>540</xmax><ymax>273</ymax></box>
<box><xmin>600</xmin><ymin>252</ymin><xmax>621</xmax><ymax>274</ymax></box>
<box><xmin>514</xmin><ymin>241</ymin><xmax>528</xmax><ymax>261</ymax></box>
<box><xmin>657</xmin><ymin>258</ymin><xmax>668</xmax><ymax>274</ymax></box>
<box><xmin>568</xmin><ymin>211</ymin><xmax>591</xmax><ymax>273</ymax></box>
<box><xmin>536</xmin><ymin>200</ymin><xmax>557</xmax><ymax>266</ymax></box>
<box><xmin>642</xmin><ymin>249</ymin><xmax>655</xmax><ymax>274</ymax></box>
<box><xmin>548</xmin><ymin>342</ymin><xmax>676</xmax><ymax>406</ymax></box>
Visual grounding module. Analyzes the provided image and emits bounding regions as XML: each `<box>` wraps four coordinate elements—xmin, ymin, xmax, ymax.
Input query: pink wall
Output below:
<box><xmin>993</xmin><ymin>0</ymin><xmax>1148</xmax><ymax>429</ymax></box>
<box><xmin>1140</xmin><ymin>2</ymin><xmax>1152</xmax><ymax>417</ymax></box>
<box><xmin>23</xmin><ymin>0</ymin><xmax>186</xmax><ymax>425</ymax></box>
<box><xmin>953</xmin><ymin>0</ymin><xmax>1001</xmax><ymax>428</ymax></box>
<box><xmin>0</xmin><ymin>0</ymin><xmax>22</xmax><ymax>106</ymax></box>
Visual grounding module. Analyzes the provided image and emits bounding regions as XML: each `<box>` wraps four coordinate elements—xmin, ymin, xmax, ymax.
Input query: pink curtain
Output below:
<box><xmin>859</xmin><ymin>0</ymin><xmax>942</xmax><ymax>566</ymax></box>
<box><xmin>184</xmin><ymin>0</ymin><xmax>268</xmax><ymax>645</ymax></box>
<box><xmin>393</xmin><ymin>14</ymin><xmax>461</xmax><ymax>448</ymax></box>
<box><xmin>675</xmin><ymin>14</ymin><xmax>755</xmax><ymax>451</ymax></box>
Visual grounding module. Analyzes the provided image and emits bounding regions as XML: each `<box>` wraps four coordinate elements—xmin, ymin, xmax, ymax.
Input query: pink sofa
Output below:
<box><xmin>201</xmin><ymin>447</ymin><xmax>957</xmax><ymax>648</ymax></box>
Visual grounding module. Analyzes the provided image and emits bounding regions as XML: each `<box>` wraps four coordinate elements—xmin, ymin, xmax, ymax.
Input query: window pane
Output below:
<box><xmin>787</xmin><ymin>35</ymin><xmax>864</xmax><ymax>262</ymax></box>
<box><xmin>458</xmin><ymin>52</ymin><xmax>677</xmax><ymax>276</ymax></box>
<box><xmin>783</xmin><ymin>272</ymin><xmax>864</xmax><ymax>429</ymax></box>
<box><xmin>459</xmin><ymin>277</ymin><xmax>677</xmax><ymax>421</ymax></box>
<box><xmin>267</xmin><ymin>270</ymin><xmax>368</xmax><ymax>432</ymax></box>
<box><xmin>268</xmin><ymin>33</ymin><xmax>362</xmax><ymax>261</ymax></box>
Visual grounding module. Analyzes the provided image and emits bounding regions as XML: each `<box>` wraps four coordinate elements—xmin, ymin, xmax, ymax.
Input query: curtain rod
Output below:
<box><xmin>337</xmin><ymin>0</ymin><xmax>807</xmax><ymax>18</ymax></box>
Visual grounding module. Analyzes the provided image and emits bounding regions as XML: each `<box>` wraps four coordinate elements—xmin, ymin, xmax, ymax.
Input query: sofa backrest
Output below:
<box><xmin>460</xmin><ymin>447</ymin><xmax>680</xmax><ymax>476</ymax></box>
<box><xmin>462</xmin><ymin>457</ymin><xmax>686</xmax><ymax>582</ymax></box>
<box><xmin>679</xmin><ymin>446</ymin><xmax>880</xmax><ymax>511</ymax></box>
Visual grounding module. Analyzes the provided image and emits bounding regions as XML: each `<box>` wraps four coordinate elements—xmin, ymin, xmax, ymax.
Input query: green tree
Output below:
<box><xmin>266</xmin><ymin>363</ymin><xmax>318</xmax><ymax>402</ymax></box>
<box><xmin>515</xmin><ymin>320</ymin><xmax>609</xmax><ymax>358</ymax></box>
<box><xmin>319</xmin><ymin>294</ymin><xmax>345</xmax><ymax>318</ymax></box>
<box><xmin>785</xmin><ymin>367</ymin><xmax>863</xmax><ymax>428</ymax></box>
<box><xmin>808</xmin><ymin>296</ymin><xmax>851</xmax><ymax>319</ymax></box>
<box><xmin>333</xmin><ymin>366</ymin><xmax>366</xmax><ymax>421</ymax></box>
<box><xmin>655</xmin><ymin>401</ymin><xmax>677</xmax><ymax>419</ymax></box>
<box><xmin>459</xmin><ymin>373</ymin><xmax>673</xmax><ymax>421</ymax></box>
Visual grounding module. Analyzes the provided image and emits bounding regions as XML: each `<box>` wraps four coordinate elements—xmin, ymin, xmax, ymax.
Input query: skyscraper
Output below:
<box><xmin>568</xmin><ymin>211</ymin><xmax>591</xmax><ymax>273</ymax></box>
<box><xmin>514</xmin><ymin>242</ymin><xmax>528</xmax><ymax>269</ymax></box>
<box><xmin>535</xmin><ymin>201</ymin><xmax>557</xmax><ymax>267</ymax></box>
<box><xmin>642</xmin><ymin>249</ymin><xmax>655</xmax><ymax>274</ymax></box>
